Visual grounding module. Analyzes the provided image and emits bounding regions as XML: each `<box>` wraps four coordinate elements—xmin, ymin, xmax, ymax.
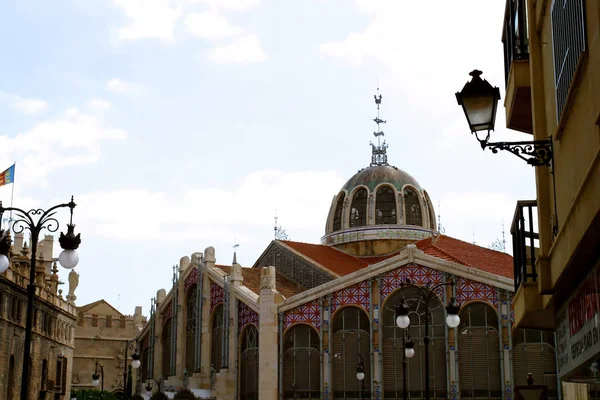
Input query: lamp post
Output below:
<box><xmin>402</xmin><ymin>332</ymin><xmax>415</xmax><ymax>400</ymax></box>
<box><xmin>394</xmin><ymin>279</ymin><xmax>461</xmax><ymax>400</ymax></box>
<box><xmin>145</xmin><ymin>377</ymin><xmax>163</xmax><ymax>395</ymax></box>
<box><xmin>356</xmin><ymin>354</ymin><xmax>365</xmax><ymax>400</ymax></box>
<box><xmin>455</xmin><ymin>69</ymin><xmax>553</xmax><ymax>167</ymax></box>
<box><xmin>0</xmin><ymin>197</ymin><xmax>81</xmax><ymax>400</ymax></box>
<box><xmin>123</xmin><ymin>339</ymin><xmax>141</xmax><ymax>399</ymax></box>
<box><xmin>92</xmin><ymin>360</ymin><xmax>104</xmax><ymax>391</ymax></box>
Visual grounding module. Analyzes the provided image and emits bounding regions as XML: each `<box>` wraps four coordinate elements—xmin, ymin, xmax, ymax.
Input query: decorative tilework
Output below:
<box><xmin>210</xmin><ymin>281</ymin><xmax>224</xmax><ymax>314</ymax></box>
<box><xmin>380</xmin><ymin>263</ymin><xmax>444</xmax><ymax>302</ymax></box>
<box><xmin>331</xmin><ymin>280</ymin><xmax>370</xmax><ymax>315</ymax></box>
<box><xmin>450</xmin><ymin>383</ymin><xmax>458</xmax><ymax>400</ymax></box>
<box><xmin>238</xmin><ymin>301</ymin><xmax>259</xmax><ymax>335</ymax></box>
<box><xmin>505</xmin><ymin>385</ymin><xmax>513</xmax><ymax>400</ymax></box>
<box><xmin>455</xmin><ymin>277</ymin><xmax>498</xmax><ymax>306</ymax></box>
<box><xmin>184</xmin><ymin>268</ymin><xmax>199</xmax><ymax>292</ymax></box>
<box><xmin>162</xmin><ymin>302</ymin><xmax>172</xmax><ymax>322</ymax></box>
<box><xmin>284</xmin><ymin>301</ymin><xmax>320</xmax><ymax>330</ymax></box>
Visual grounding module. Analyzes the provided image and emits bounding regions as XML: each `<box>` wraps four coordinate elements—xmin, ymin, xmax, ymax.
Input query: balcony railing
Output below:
<box><xmin>502</xmin><ymin>0</ymin><xmax>529</xmax><ymax>85</ymax></box>
<box><xmin>511</xmin><ymin>200</ymin><xmax>539</xmax><ymax>291</ymax></box>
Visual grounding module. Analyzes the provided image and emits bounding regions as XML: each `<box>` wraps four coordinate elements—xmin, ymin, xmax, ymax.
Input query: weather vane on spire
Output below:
<box><xmin>370</xmin><ymin>86</ymin><xmax>389</xmax><ymax>166</ymax></box>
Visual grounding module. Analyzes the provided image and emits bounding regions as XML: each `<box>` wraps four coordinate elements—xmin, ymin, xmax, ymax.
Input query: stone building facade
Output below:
<box><xmin>0</xmin><ymin>233</ymin><xmax>78</xmax><ymax>400</ymax></box>
<box><xmin>72</xmin><ymin>300</ymin><xmax>145</xmax><ymax>395</ymax></box>
<box><xmin>137</xmin><ymin>94</ymin><xmax>563</xmax><ymax>399</ymax></box>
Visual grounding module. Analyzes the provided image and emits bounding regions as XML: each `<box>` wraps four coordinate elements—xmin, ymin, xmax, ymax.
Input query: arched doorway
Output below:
<box><xmin>382</xmin><ymin>286</ymin><xmax>447</xmax><ymax>399</ymax></box>
<box><xmin>283</xmin><ymin>324</ymin><xmax>321</xmax><ymax>399</ymax></box>
<box><xmin>512</xmin><ymin>329</ymin><xmax>558</xmax><ymax>399</ymax></box>
<box><xmin>332</xmin><ymin>306</ymin><xmax>371</xmax><ymax>399</ymax></box>
<box><xmin>458</xmin><ymin>302</ymin><xmax>502</xmax><ymax>399</ymax></box>
<box><xmin>240</xmin><ymin>324</ymin><xmax>259</xmax><ymax>400</ymax></box>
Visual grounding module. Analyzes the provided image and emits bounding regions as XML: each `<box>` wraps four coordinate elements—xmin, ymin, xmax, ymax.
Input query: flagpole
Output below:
<box><xmin>9</xmin><ymin>162</ymin><xmax>15</xmax><ymax>222</ymax></box>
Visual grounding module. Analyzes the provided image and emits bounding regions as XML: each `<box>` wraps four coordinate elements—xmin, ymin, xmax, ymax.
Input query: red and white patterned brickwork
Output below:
<box><xmin>210</xmin><ymin>281</ymin><xmax>224</xmax><ymax>314</ymax></box>
<box><xmin>238</xmin><ymin>301</ymin><xmax>259</xmax><ymax>335</ymax></box>
<box><xmin>330</xmin><ymin>280</ymin><xmax>370</xmax><ymax>315</ymax></box>
<box><xmin>284</xmin><ymin>302</ymin><xmax>320</xmax><ymax>331</ymax></box>
<box><xmin>184</xmin><ymin>268</ymin><xmax>199</xmax><ymax>292</ymax></box>
<box><xmin>455</xmin><ymin>276</ymin><xmax>498</xmax><ymax>306</ymax></box>
<box><xmin>380</xmin><ymin>263</ymin><xmax>445</xmax><ymax>302</ymax></box>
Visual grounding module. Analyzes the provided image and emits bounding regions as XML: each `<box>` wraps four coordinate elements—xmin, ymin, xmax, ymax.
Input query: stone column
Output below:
<box><xmin>200</xmin><ymin>247</ymin><xmax>215</xmax><ymax>388</ymax></box>
<box><xmin>259</xmin><ymin>266</ymin><xmax>281</xmax><ymax>400</ymax></box>
<box><xmin>154</xmin><ymin>289</ymin><xmax>166</xmax><ymax>379</ymax></box>
<box><xmin>175</xmin><ymin>257</ymin><xmax>190</xmax><ymax>382</ymax></box>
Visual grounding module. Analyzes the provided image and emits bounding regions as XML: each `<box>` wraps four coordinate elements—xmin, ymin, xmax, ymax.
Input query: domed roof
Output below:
<box><xmin>341</xmin><ymin>165</ymin><xmax>422</xmax><ymax>194</ymax></box>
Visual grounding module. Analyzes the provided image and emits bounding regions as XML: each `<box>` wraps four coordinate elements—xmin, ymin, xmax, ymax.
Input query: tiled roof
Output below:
<box><xmin>415</xmin><ymin>235</ymin><xmax>514</xmax><ymax>279</ymax></box>
<box><xmin>77</xmin><ymin>299</ymin><xmax>122</xmax><ymax>315</ymax></box>
<box><xmin>280</xmin><ymin>240</ymin><xmax>369</xmax><ymax>276</ymax></box>
<box><xmin>215</xmin><ymin>265</ymin><xmax>306</xmax><ymax>298</ymax></box>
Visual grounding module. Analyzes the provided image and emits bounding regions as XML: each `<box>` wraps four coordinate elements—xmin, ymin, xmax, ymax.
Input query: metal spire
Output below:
<box><xmin>232</xmin><ymin>240</ymin><xmax>239</xmax><ymax>264</ymax></box>
<box><xmin>370</xmin><ymin>86</ymin><xmax>389</xmax><ymax>166</ymax></box>
<box><xmin>274</xmin><ymin>209</ymin><xmax>288</xmax><ymax>240</ymax></box>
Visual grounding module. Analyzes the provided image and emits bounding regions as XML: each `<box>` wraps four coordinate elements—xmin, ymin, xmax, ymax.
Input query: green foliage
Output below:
<box><xmin>173</xmin><ymin>388</ymin><xmax>197</xmax><ymax>399</ymax></box>
<box><xmin>149</xmin><ymin>391</ymin><xmax>170</xmax><ymax>400</ymax></box>
<box><xmin>71</xmin><ymin>389</ymin><xmax>119</xmax><ymax>400</ymax></box>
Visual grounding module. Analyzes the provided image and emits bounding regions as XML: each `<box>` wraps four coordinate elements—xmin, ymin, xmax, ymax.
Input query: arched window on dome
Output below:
<box><xmin>333</xmin><ymin>193</ymin><xmax>345</xmax><ymax>231</ymax></box>
<box><xmin>512</xmin><ymin>329</ymin><xmax>559</xmax><ymax>399</ymax></box>
<box><xmin>350</xmin><ymin>188</ymin><xmax>368</xmax><ymax>228</ymax></box>
<box><xmin>404</xmin><ymin>188</ymin><xmax>422</xmax><ymax>226</ymax></box>
<box><xmin>376</xmin><ymin>186</ymin><xmax>397</xmax><ymax>225</ymax></box>
<box><xmin>458</xmin><ymin>302</ymin><xmax>501</xmax><ymax>399</ymax></box>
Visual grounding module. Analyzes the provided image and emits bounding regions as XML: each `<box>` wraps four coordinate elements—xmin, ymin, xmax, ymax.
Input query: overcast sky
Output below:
<box><xmin>0</xmin><ymin>0</ymin><xmax>535</xmax><ymax>316</ymax></box>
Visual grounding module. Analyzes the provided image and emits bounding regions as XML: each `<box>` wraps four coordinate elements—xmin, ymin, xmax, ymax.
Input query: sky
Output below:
<box><xmin>0</xmin><ymin>0</ymin><xmax>536</xmax><ymax>316</ymax></box>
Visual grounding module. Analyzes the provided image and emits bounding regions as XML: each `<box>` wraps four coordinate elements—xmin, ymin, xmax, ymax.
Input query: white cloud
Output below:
<box><xmin>184</xmin><ymin>10</ymin><xmax>243</xmax><ymax>40</ymax></box>
<box><xmin>0</xmin><ymin>107</ymin><xmax>127</xmax><ymax>188</ymax></box>
<box><xmin>73</xmin><ymin>169</ymin><xmax>343</xmax><ymax>241</ymax></box>
<box><xmin>181</xmin><ymin>0</ymin><xmax>261</xmax><ymax>12</ymax></box>
<box><xmin>209</xmin><ymin>35</ymin><xmax>266</xmax><ymax>64</ymax></box>
<box><xmin>112</xmin><ymin>0</ymin><xmax>182</xmax><ymax>41</ymax></box>
<box><xmin>106</xmin><ymin>78</ymin><xmax>143</xmax><ymax>95</ymax></box>
<box><xmin>13</xmin><ymin>97</ymin><xmax>48</xmax><ymax>115</ymax></box>
<box><xmin>87</xmin><ymin>98</ymin><xmax>112</xmax><ymax>111</ymax></box>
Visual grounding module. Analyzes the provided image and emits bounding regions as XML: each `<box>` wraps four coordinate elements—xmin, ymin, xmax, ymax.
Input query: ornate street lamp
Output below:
<box><xmin>394</xmin><ymin>279</ymin><xmax>461</xmax><ymax>400</ymax></box>
<box><xmin>91</xmin><ymin>360</ymin><xmax>104</xmax><ymax>391</ymax></box>
<box><xmin>0</xmin><ymin>197</ymin><xmax>81</xmax><ymax>400</ymax></box>
<box><xmin>356</xmin><ymin>355</ymin><xmax>366</xmax><ymax>400</ymax></box>
<box><xmin>402</xmin><ymin>334</ymin><xmax>415</xmax><ymax>400</ymax></box>
<box><xmin>456</xmin><ymin>70</ymin><xmax>553</xmax><ymax>166</ymax></box>
<box><xmin>122</xmin><ymin>339</ymin><xmax>141</xmax><ymax>399</ymax></box>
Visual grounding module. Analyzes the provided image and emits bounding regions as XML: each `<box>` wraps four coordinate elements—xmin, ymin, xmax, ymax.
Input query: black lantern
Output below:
<box><xmin>455</xmin><ymin>69</ymin><xmax>501</xmax><ymax>140</ymax></box>
<box><xmin>395</xmin><ymin>298</ymin><xmax>410</xmax><ymax>329</ymax></box>
<box><xmin>445</xmin><ymin>297</ymin><xmax>461</xmax><ymax>328</ymax></box>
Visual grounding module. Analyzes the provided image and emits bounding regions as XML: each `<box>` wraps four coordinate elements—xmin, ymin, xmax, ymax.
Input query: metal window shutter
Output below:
<box><xmin>459</xmin><ymin>328</ymin><xmax>502</xmax><ymax>398</ymax></box>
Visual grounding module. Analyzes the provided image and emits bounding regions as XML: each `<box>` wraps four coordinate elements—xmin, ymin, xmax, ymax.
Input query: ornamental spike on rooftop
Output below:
<box><xmin>370</xmin><ymin>86</ymin><xmax>389</xmax><ymax>166</ymax></box>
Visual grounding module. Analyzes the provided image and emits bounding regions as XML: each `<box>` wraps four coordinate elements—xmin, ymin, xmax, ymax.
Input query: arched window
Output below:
<box><xmin>376</xmin><ymin>186</ymin><xmax>397</xmax><ymax>225</ymax></box>
<box><xmin>404</xmin><ymin>188</ymin><xmax>422</xmax><ymax>226</ymax></box>
<box><xmin>211</xmin><ymin>304</ymin><xmax>224</xmax><ymax>372</ymax></box>
<box><xmin>161</xmin><ymin>321</ymin><xmax>171</xmax><ymax>379</ymax></box>
<box><xmin>512</xmin><ymin>329</ymin><xmax>558</xmax><ymax>399</ymax></box>
<box><xmin>350</xmin><ymin>189</ymin><xmax>368</xmax><ymax>228</ymax></box>
<box><xmin>8</xmin><ymin>355</ymin><xmax>15</xmax><ymax>398</ymax></box>
<box><xmin>186</xmin><ymin>285</ymin><xmax>199</xmax><ymax>373</ymax></box>
<box><xmin>382</xmin><ymin>287</ymin><xmax>447</xmax><ymax>399</ymax></box>
<box><xmin>458</xmin><ymin>302</ymin><xmax>501</xmax><ymax>399</ymax></box>
<box><xmin>332</xmin><ymin>306</ymin><xmax>371</xmax><ymax>399</ymax></box>
<box><xmin>240</xmin><ymin>325</ymin><xmax>259</xmax><ymax>400</ymax></box>
<box><xmin>333</xmin><ymin>193</ymin><xmax>345</xmax><ymax>231</ymax></box>
<box><xmin>283</xmin><ymin>324</ymin><xmax>321</xmax><ymax>399</ymax></box>
<box><xmin>41</xmin><ymin>359</ymin><xmax>48</xmax><ymax>391</ymax></box>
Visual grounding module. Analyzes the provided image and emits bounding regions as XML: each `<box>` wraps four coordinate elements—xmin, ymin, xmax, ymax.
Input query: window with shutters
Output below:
<box><xmin>551</xmin><ymin>0</ymin><xmax>587</xmax><ymax>122</ymax></box>
<box><xmin>211</xmin><ymin>304</ymin><xmax>224</xmax><ymax>372</ymax></box>
<box><xmin>332</xmin><ymin>306</ymin><xmax>371</xmax><ymax>399</ymax></box>
<box><xmin>186</xmin><ymin>284</ymin><xmax>198</xmax><ymax>373</ymax></box>
<box><xmin>458</xmin><ymin>302</ymin><xmax>502</xmax><ymax>399</ymax></box>
<box><xmin>376</xmin><ymin>186</ymin><xmax>397</xmax><ymax>225</ymax></box>
<box><xmin>283</xmin><ymin>324</ymin><xmax>321</xmax><ymax>399</ymax></box>
<box><xmin>512</xmin><ymin>329</ymin><xmax>558</xmax><ymax>399</ymax></box>
<box><xmin>350</xmin><ymin>189</ymin><xmax>368</xmax><ymax>228</ymax></box>
<box><xmin>382</xmin><ymin>287</ymin><xmax>447</xmax><ymax>400</ymax></box>
<box><xmin>333</xmin><ymin>193</ymin><xmax>345</xmax><ymax>231</ymax></box>
<box><xmin>404</xmin><ymin>188</ymin><xmax>422</xmax><ymax>227</ymax></box>
<box><xmin>162</xmin><ymin>320</ymin><xmax>172</xmax><ymax>379</ymax></box>
<box><xmin>240</xmin><ymin>324</ymin><xmax>259</xmax><ymax>400</ymax></box>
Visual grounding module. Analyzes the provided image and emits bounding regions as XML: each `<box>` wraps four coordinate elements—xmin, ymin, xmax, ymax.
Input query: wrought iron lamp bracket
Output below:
<box><xmin>477</xmin><ymin>133</ymin><xmax>554</xmax><ymax>167</ymax></box>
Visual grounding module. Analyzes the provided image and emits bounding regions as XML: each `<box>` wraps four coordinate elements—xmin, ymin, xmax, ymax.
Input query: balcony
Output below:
<box><xmin>502</xmin><ymin>0</ymin><xmax>533</xmax><ymax>134</ymax></box>
<box><xmin>510</xmin><ymin>200</ymin><xmax>554</xmax><ymax>330</ymax></box>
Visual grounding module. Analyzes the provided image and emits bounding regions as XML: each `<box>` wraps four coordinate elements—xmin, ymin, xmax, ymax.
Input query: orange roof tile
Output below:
<box><xmin>415</xmin><ymin>235</ymin><xmax>513</xmax><ymax>279</ymax></box>
<box><xmin>280</xmin><ymin>240</ymin><xmax>368</xmax><ymax>276</ymax></box>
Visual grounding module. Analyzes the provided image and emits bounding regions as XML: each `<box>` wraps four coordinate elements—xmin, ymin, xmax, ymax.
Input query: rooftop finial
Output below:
<box><xmin>232</xmin><ymin>239</ymin><xmax>239</xmax><ymax>264</ymax></box>
<box><xmin>274</xmin><ymin>209</ymin><xmax>288</xmax><ymax>240</ymax></box>
<box><xmin>370</xmin><ymin>86</ymin><xmax>389</xmax><ymax>166</ymax></box>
